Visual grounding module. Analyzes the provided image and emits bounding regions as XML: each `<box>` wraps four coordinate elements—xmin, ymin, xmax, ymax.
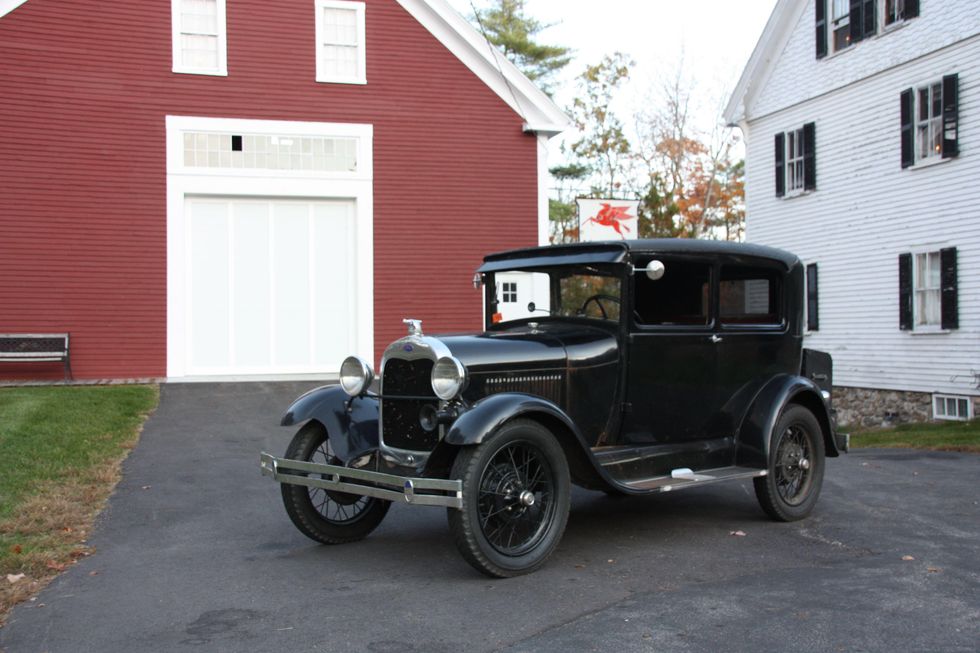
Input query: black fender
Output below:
<box><xmin>736</xmin><ymin>374</ymin><xmax>838</xmax><ymax>469</ymax></box>
<box><xmin>280</xmin><ymin>385</ymin><xmax>379</xmax><ymax>464</ymax></box>
<box><xmin>444</xmin><ymin>393</ymin><xmax>608</xmax><ymax>490</ymax></box>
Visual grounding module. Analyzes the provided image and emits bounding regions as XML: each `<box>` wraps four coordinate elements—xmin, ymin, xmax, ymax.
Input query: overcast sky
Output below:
<box><xmin>445</xmin><ymin>0</ymin><xmax>779</xmax><ymax>167</ymax></box>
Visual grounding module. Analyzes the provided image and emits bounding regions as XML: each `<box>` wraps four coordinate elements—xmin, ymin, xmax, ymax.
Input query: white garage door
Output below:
<box><xmin>184</xmin><ymin>197</ymin><xmax>355</xmax><ymax>375</ymax></box>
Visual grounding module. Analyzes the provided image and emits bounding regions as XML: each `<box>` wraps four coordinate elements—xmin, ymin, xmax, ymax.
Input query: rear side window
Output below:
<box><xmin>719</xmin><ymin>266</ymin><xmax>782</xmax><ymax>326</ymax></box>
<box><xmin>634</xmin><ymin>260</ymin><xmax>711</xmax><ymax>326</ymax></box>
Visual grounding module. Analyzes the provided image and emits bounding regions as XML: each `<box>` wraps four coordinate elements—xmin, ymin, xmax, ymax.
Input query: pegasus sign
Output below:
<box><xmin>577</xmin><ymin>199</ymin><xmax>640</xmax><ymax>241</ymax></box>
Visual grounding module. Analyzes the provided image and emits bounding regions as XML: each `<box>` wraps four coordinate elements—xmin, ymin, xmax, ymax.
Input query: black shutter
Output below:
<box><xmin>942</xmin><ymin>74</ymin><xmax>959</xmax><ymax>158</ymax></box>
<box><xmin>903</xmin><ymin>0</ymin><xmax>920</xmax><ymax>19</ymax></box>
<box><xmin>940</xmin><ymin>247</ymin><xmax>958</xmax><ymax>330</ymax></box>
<box><xmin>862</xmin><ymin>0</ymin><xmax>876</xmax><ymax>37</ymax></box>
<box><xmin>899</xmin><ymin>253</ymin><xmax>913</xmax><ymax>330</ymax></box>
<box><xmin>816</xmin><ymin>0</ymin><xmax>828</xmax><ymax>59</ymax></box>
<box><xmin>803</xmin><ymin>122</ymin><xmax>817</xmax><ymax>191</ymax></box>
<box><xmin>900</xmin><ymin>89</ymin><xmax>915</xmax><ymax>168</ymax></box>
<box><xmin>806</xmin><ymin>263</ymin><xmax>819</xmax><ymax>331</ymax></box>
<box><xmin>775</xmin><ymin>132</ymin><xmax>786</xmax><ymax>197</ymax></box>
<box><xmin>849</xmin><ymin>0</ymin><xmax>864</xmax><ymax>43</ymax></box>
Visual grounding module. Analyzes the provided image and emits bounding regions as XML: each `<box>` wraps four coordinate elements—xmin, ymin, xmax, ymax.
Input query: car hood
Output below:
<box><xmin>436</xmin><ymin>322</ymin><xmax>619</xmax><ymax>373</ymax></box>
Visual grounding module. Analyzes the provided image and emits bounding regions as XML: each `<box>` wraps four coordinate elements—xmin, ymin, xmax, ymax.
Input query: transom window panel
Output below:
<box><xmin>316</xmin><ymin>0</ymin><xmax>366</xmax><ymax>84</ymax></box>
<box><xmin>182</xmin><ymin>132</ymin><xmax>358</xmax><ymax>172</ymax></box>
<box><xmin>172</xmin><ymin>0</ymin><xmax>226</xmax><ymax>75</ymax></box>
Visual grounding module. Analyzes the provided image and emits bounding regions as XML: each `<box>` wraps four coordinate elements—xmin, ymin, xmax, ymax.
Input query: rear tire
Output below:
<box><xmin>280</xmin><ymin>422</ymin><xmax>390</xmax><ymax>544</ymax></box>
<box><xmin>447</xmin><ymin>419</ymin><xmax>570</xmax><ymax>577</ymax></box>
<box><xmin>753</xmin><ymin>405</ymin><xmax>825</xmax><ymax>522</ymax></box>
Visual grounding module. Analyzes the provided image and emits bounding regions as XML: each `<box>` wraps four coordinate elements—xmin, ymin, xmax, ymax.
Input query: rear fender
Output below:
<box><xmin>280</xmin><ymin>385</ymin><xmax>379</xmax><ymax>464</ymax></box>
<box><xmin>736</xmin><ymin>374</ymin><xmax>838</xmax><ymax>469</ymax></box>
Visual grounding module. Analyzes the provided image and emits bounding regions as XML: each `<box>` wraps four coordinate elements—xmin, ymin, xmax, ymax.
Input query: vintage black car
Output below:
<box><xmin>260</xmin><ymin>239</ymin><xmax>848</xmax><ymax>577</ymax></box>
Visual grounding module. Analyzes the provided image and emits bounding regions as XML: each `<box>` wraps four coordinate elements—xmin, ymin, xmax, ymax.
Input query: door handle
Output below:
<box><xmin>710</xmin><ymin>334</ymin><xmax>723</xmax><ymax>343</ymax></box>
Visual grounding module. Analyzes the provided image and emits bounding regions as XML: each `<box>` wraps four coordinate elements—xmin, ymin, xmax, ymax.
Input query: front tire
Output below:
<box><xmin>753</xmin><ymin>405</ymin><xmax>825</xmax><ymax>521</ymax></box>
<box><xmin>280</xmin><ymin>422</ymin><xmax>390</xmax><ymax>544</ymax></box>
<box><xmin>447</xmin><ymin>419</ymin><xmax>570</xmax><ymax>578</ymax></box>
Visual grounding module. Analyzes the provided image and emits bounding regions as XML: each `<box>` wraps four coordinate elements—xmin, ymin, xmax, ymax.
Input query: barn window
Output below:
<box><xmin>774</xmin><ymin>123</ymin><xmax>816</xmax><ymax>197</ymax></box>
<box><xmin>172</xmin><ymin>0</ymin><xmax>227</xmax><ymax>76</ymax></box>
<box><xmin>315</xmin><ymin>0</ymin><xmax>366</xmax><ymax>84</ymax></box>
<box><xmin>501</xmin><ymin>282</ymin><xmax>518</xmax><ymax>303</ymax></box>
<box><xmin>182</xmin><ymin>132</ymin><xmax>358</xmax><ymax>172</ymax></box>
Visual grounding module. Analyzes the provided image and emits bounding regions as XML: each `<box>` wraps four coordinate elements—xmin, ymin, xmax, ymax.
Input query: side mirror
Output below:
<box><xmin>527</xmin><ymin>301</ymin><xmax>536</xmax><ymax>312</ymax></box>
<box><xmin>472</xmin><ymin>272</ymin><xmax>483</xmax><ymax>289</ymax></box>
<box><xmin>644</xmin><ymin>260</ymin><xmax>666</xmax><ymax>281</ymax></box>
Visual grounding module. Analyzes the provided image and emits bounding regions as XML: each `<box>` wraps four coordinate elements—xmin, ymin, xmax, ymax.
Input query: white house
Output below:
<box><xmin>725</xmin><ymin>0</ymin><xmax>979</xmax><ymax>426</ymax></box>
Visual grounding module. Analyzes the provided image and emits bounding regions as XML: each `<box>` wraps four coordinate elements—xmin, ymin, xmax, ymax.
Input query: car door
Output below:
<box><xmin>619</xmin><ymin>256</ymin><xmax>728</xmax><ymax>472</ymax></box>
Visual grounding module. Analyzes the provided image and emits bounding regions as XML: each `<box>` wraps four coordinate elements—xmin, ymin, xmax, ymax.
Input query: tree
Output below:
<box><xmin>471</xmin><ymin>0</ymin><xmax>572</xmax><ymax>95</ymax></box>
<box><xmin>567</xmin><ymin>53</ymin><xmax>634</xmax><ymax>198</ymax></box>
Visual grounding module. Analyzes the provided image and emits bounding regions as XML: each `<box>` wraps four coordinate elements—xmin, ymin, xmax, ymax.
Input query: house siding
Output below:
<box><xmin>743</xmin><ymin>23</ymin><xmax>980</xmax><ymax>399</ymax></box>
<box><xmin>0</xmin><ymin>0</ymin><xmax>538</xmax><ymax>379</ymax></box>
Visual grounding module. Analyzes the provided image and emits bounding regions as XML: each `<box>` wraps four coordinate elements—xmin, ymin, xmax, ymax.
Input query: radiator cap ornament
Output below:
<box><xmin>403</xmin><ymin>318</ymin><xmax>422</xmax><ymax>336</ymax></box>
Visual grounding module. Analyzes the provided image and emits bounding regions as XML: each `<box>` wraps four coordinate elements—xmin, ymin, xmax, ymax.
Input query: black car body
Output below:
<box><xmin>261</xmin><ymin>240</ymin><xmax>847</xmax><ymax>576</ymax></box>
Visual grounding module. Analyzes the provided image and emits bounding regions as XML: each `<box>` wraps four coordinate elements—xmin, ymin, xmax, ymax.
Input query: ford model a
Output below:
<box><xmin>260</xmin><ymin>240</ymin><xmax>848</xmax><ymax>577</ymax></box>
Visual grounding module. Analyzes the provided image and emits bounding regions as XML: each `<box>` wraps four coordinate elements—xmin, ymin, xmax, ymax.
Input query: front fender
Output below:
<box><xmin>736</xmin><ymin>374</ymin><xmax>837</xmax><ymax>469</ymax></box>
<box><xmin>280</xmin><ymin>385</ymin><xmax>379</xmax><ymax>464</ymax></box>
<box><xmin>445</xmin><ymin>393</ymin><xmax>585</xmax><ymax>447</ymax></box>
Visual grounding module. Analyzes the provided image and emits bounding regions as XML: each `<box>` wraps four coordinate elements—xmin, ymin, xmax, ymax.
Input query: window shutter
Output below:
<box><xmin>900</xmin><ymin>89</ymin><xmax>915</xmax><ymax>168</ymax></box>
<box><xmin>862</xmin><ymin>0</ymin><xmax>876</xmax><ymax>37</ymax></box>
<box><xmin>899</xmin><ymin>253</ymin><xmax>913</xmax><ymax>330</ymax></box>
<box><xmin>903</xmin><ymin>0</ymin><xmax>920</xmax><ymax>19</ymax></box>
<box><xmin>940</xmin><ymin>247</ymin><xmax>958</xmax><ymax>330</ymax></box>
<box><xmin>774</xmin><ymin>133</ymin><xmax>786</xmax><ymax>197</ymax></box>
<box><xmin>849</xmin><ymin>0</ymin><xmax>864</xmax><ymax>43</ymax></box>
<box><xmin>803</xmin><ymin>122</ymin><xmax>817</xmax><ymax>191</ymax></box>
<box><xmin>806</xmin><ymin>263</ymin><xmax>819</xmax><ymax>331</ymax></box>
<box><xmin>815</xmin><ymin>0</ymin><xmax>828</xmax><ymax>59</ymax></box>
<box><xmin>942</xmin><ymin>74</ymin><xmax>959</xmax><ymax>159</ymax></box>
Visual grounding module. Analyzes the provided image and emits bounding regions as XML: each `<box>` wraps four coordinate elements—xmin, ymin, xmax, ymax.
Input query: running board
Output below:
<box><xmin>619</xmin><ymin>466</ymin><xmax>766</xmax><ymax>493</ymax></box>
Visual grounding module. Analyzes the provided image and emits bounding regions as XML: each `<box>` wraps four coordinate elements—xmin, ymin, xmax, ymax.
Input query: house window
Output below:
<box><xmin>933</xmin><ymin>394</ymin><xmax>973</xmax><ymax>421</ymax></box>
<box><xmin>884</xmin><ymin>0</ymin><xmax>919</xmax><ymax>26</ymax></box>
<box><xmin>831</xmin><ymin>0</ymin><xmax>851</xmax><ymax>51</ymax></box>
<box><xmin>501</xmin><ymin>282</ymin><xmax>518</xmax><ymax>303</ymax></box>
<box><xmin>774</xmin><ymin>123</ymin><xmax>816</xmax><ymax>197</ymax></box>
<box><xmin>315</xmin><ymin>0</ymin><xmax>366</xmax><ymax>84</ymax></box>
<box><xmin>899</xmin><ymin>248</ymin><xmax>958</xmax><ymax>331</ymax></box>
<box><xmin>172</xmin><ymin>0</ymin><xmax>227</xmax><ymax>76</ymax></box>
<box><xmin>901</xmin><ymin>75</ymin><xmax>959</xmax><ymax>168</ymax></box>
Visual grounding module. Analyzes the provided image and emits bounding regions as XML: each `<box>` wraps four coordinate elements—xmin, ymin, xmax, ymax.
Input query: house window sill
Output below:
<box><xmin>907</xmin><ymin>327</ymin><xmax>952</xmax><ymax>335</ymax></box>
<box><xmin>781</xmin><ymin>189</ymin><xmax>813</xmax><ymax>200</ymax></box>
<box><xmin>908</xmin><ymin>156</ymin><xmax>953</xmax><ymax>171</ymax></box>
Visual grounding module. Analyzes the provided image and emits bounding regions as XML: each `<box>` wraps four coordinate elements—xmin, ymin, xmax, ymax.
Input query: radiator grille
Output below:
<box><xmin>381</xmin><ymin>358</ymin><xmax>439</xmax><ymax>451</ymax></box>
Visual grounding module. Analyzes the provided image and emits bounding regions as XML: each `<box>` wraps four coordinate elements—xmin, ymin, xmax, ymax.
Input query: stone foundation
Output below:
<box><xmin>833</xmin><ymin>386</ymin><xmax>979</xmax><ymax>428</ymax></box>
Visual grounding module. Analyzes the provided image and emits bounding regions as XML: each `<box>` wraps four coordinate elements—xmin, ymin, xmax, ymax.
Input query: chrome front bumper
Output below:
<box><xmin>259</xmin><ymin>452</ymin><xmax>463</xmax><ymax>510</ymax></box>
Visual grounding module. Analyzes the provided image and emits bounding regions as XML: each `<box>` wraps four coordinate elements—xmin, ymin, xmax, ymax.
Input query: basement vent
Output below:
<box><xmin>182</xmin><ymin>132</ymin><xmax>357</xmax><ymax>172</ymax></box>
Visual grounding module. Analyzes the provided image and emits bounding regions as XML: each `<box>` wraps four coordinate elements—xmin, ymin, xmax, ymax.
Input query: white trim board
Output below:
<box><xmin>165</xmin><ymin>115</ymin><xmax>374</xmax><ymax>379</ymax></box>
<box><xmin>0</xmin><ymin>0</ymin><xmax>27</xmax><ymax>18</ymax></box>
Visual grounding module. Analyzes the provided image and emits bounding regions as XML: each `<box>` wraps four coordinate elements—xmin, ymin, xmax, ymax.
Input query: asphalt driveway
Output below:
<box><xmin>2</xmin><ymin>382</ymin><xmax>978</xmax><ymax>652</ymax></box>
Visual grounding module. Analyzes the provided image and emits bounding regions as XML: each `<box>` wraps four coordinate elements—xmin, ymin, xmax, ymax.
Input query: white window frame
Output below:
<box><xmin>914</xmin><ymin>81</ymin><xmax>944</xmax><ymax>164</ymax></box>
<box><xmin>786</xmin><ymin>127</ymin><xmax>806</xmax><ymax>193</ymax></box>
<box><xmin>883</xmin><ymin>0</ymin><xmax>907</xmax><ymax>28</ymax></box>
<box><xmin>171</xmin><ymin>0</ymin><xmax>228</xmax><ymax>76</ymax></box>
<box><xmin>315</xmin><ymin>0</ymin><xmax>367</xmax><ymax>85</ymax></box>
<box><xmin>912</xmin><ymin>248</ymin><xmax>942</xmax><ymax>329</ymax></box>
<box><xmin>830</xmin><ymin>0</ymin><xmax>851</xmax><ymax>52</ymax></box>
<box><xmin>932</xmin><ymin>394</ymin><xmax>973</xmax><ymax>421</ymax></box>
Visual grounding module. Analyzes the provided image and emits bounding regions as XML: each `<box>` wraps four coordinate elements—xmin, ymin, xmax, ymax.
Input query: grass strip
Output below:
<box><xmin>0</xmin><ymin>385</ymin><xmax>158</xmax><ymax>622</ymax></box>
<box><xmin>850</xmin><ymin>417</ymin><xmax>980</xmax><ymax>452</ymax></box>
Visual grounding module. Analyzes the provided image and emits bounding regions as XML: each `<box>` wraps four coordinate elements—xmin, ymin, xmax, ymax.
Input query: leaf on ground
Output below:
<box><xmin>730</xmin><ymin>530</ymin><xmax>747</xmax><ymax>537</ymax></box>
<box><xmin>901</xmin><ymin>555</ymin><xmax>915</xmax><ymax>561</ymax></box>
<box><xmin>927</xmin><ymin>567</ymin><xmax>942</xmax><ymax>573</ymax></box>
<box><xmin>6</xmin><ymin>573</ymin><xmax>26</xmax><ymax>584</ymax></box>
<box><xmin>10</xmin><ymin>544</ymin><xmax>22</xmax><ymax>554</ymax></box>
<box><xmin>45</xmin><ymin>560</ymin><xmax>66</xmax><ymax>571</ymax></box>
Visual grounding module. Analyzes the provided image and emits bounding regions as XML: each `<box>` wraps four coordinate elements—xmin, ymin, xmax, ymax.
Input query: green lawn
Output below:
<box><xmin>849</xmin><ymin>417</ymin><xmax>980</xmax><ymax>452</ymax></box>
<box><xmin>0</xmin><ymin>385</ymin><xmax>158</xmax><ymax>618</ymax></box>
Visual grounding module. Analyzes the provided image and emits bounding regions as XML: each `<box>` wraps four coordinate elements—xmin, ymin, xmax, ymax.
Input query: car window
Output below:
<box><xmin>633</xmin><ymin>260</ymin><xmax>710</xmax><ymax>326</ymax></box>
<box><xmin>557</xmin><ymin>273</ymin><xmax>621</xmax><ymax>321</ymax></box>
<box><xmin>719</xmin><ymin>266</ymin><xmax>782</xmax><ymax>325</ymax></box>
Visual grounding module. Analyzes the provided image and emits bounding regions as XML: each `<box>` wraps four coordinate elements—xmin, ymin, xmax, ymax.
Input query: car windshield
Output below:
<box><xmin>489</xmin><ymin>266</ymin><xmax>622</xmax><ymax>325</ymax></box>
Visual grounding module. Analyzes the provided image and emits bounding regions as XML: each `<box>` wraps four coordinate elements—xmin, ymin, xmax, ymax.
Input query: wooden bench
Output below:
<box><xmin>0</xmin><ymin>333</ymin><xmax>72</xmax><ymax>380</ymax></box>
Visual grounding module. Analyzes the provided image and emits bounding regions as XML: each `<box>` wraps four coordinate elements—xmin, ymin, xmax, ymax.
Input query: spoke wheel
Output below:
<box><xmin>754</xmin><ymin>405</ymin><xmax>825</xmax><ymax>522</ymax></box>
<box><xmin>280</xmin><ymin>422</ymin><xmax>390</xmax><ymax>544</ymax></box>
<box><xmin>448</xmin><ymin>419</ymin><xmax>570</xmax><ymax>578</ymax></box>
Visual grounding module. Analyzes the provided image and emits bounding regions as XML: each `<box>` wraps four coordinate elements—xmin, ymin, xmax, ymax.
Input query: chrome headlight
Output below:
<box><xmin>431</xmin><ymin>356</ymin><xmax>467</xmax><ymax>401</ymax></box>
<box><xmin>339</xmin><ymin>355</ymin><xmax>373</xmax><ymax>396</ymax></box>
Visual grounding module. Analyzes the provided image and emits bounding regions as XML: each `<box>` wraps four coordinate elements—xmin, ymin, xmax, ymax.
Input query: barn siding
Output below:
<box><xmin>742</xmin><ymin>3</ymin><xmax>980</xmax><ymax>399</ymax></box>
<box><xmin>0</xmin><ymin>0</ymin><xmax>538</xmax><ymax>379</ymax></box>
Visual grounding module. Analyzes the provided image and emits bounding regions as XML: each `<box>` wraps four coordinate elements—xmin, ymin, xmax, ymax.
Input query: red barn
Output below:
<box><xmin>0</xmin><ymin>0</ymin><xmax>567</xmax><ymax>381</ymax></box>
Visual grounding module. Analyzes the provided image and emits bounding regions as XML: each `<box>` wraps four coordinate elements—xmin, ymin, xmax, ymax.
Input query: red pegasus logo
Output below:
<box><xmin>583</xmin><ymin>203</ymin><xmax>634</xmax><ymax>238</ymax></box>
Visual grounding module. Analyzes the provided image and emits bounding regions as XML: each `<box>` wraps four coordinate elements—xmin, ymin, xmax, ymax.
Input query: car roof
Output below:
<box><xmin>480</xmin><ymin>239</ymin><xmax>800</xmax><ymax>272</ymax></box>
